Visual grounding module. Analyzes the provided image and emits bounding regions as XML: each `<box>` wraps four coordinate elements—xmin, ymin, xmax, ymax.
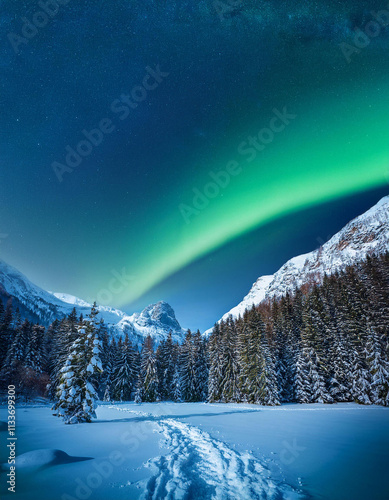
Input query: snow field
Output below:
<box><xmin>1</xmin><ymin>402</ymin><xmax>388</xmax><ymax>500</ymax></box>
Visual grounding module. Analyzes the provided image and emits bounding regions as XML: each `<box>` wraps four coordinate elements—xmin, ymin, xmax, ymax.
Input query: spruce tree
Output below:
<box><xmin>219</xmin><ymin>319</ymin><xmax>239</xmax><ymax>402</ymax></box>
<box><xmin>194</xmin><ymin>331</ymin><xmax>209</xmax><ymax>402</ymax></box>
<box><xmin>295</xmin><ymin>346</ymin><xmax>312</xmax><ymax>403</ymax></box>
<box><xmin>111</xmin><ymin>334</ymin><xmax>137</xmax><ymax>401</ymax></box>
<box><xmin>207</xmin><ymin>323</ymin><xmax>224</xmax><ymax>402</ymax></box>
<box><xmin>172</xmin><ymin>364</ymin><xmax>183</xmax><ymax>402</ymax></box>
<box><xmin>259</xmin><ymin>334</ymin><xmax>280</xmax><ymax>405</ymax></box>
<box><xmin>25</xmin><ymin>325</ymin><xmax>46</xmax><ymax>374</ymax></box>
<box><xmin>243</xmin><ymin>310</ymin><xmax>268</xmax><ymax>404</ymax></box>
<box><xmin>236</xmin><ymin>322</ymin><xmax>251</xmax><ymax>402</ymax></box>
<box><xmin>135</xmin><ymin>336</ymin><xmax>160</xmax><ymax>403</ymax></box>
<box><xmin>328</xmin><ymin>324</ymin><xmax>352</xmax><ymax>401</ymax></box>
<box><xmin>157</xmin><ymin>332</ymin><xmax>177</xmax><ymax>400</ymax></box>
<box><xmin>1</xmin><ymin>319</ymin><xmax>32</xmax><ymax>390</ymax></box>
<box><xmin>365</xmin><ymin>325</ymin><xmax>389</xmax><ymax>405</ymax></box>
<box><xmin>53</xmin><ymin>305</ymin><xmax>103</xmax><ymax>423</ymax></box>
<box><xmin>180</xmin><ymin>331</ymin><xmax>200</xmax><ymax>402</ymax></box>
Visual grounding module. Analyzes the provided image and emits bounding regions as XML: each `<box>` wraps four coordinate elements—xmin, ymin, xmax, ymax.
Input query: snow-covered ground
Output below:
<box><xmin>1</xmin><ymin>402</ymin><xmax>388</xmax><ymax>500</ymax></box>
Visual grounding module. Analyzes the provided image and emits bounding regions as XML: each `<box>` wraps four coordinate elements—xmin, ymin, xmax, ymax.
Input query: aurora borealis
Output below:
<box><xmin>0</xmin><ymin>0</ymin><xmax>388</xmax><ymax>329</ymax></box>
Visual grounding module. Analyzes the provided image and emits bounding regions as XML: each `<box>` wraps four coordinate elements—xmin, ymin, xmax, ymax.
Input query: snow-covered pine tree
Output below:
<box><xmin>365</xmin><ymin>325</ymin><xmax>389</xmax><ymax>406</ymax></box>
<box><xmin>0</xmin><ymin>300</ymin><xmax>13</xmax><ymax>378</ymax></box>
<box><xmin>180</xmin><ymin>330</ymin><xmax>200</xmax><ymax>402</ymax></box>
<box><xmin>246</xmin><ymin>330</ymin><xmax>266</xmax><ymax>403</ymax></box>
<box><xmin>0</xmin><ymin>319</ymin><xmax>32</xmax><ymax>389</ymax></box>
<box><xmin>281</xmin><ymin>333</ymin><xmax>298</xmax><ymax>402</ymax></box>
<box><xmin>48</xmin><ymin>309</ymin><xmax>82</xmax><ymax>399</ymax></box>
<box><xmin>111</xmin><ymin>333</ymin><xmax>137</xmax><ymax>401</ymax></box>
<box><xmin>207</xmin><ymin>323</ymin><xmax>224</xmax><ymax>402</ymax></box>
<box><xmin>13</xmin><ymin>319</ymin><xmax>31</xmax><ymax>362</ymax></box>
<box><xmin>284</xmin><ymin>291</ymin><xmax>305</xmax><ymax>402</ymax></box>
<box><xmin>360</xmin><ymin>256</ymin><xmax>389</xmax><ymax>338</ymax></box>
<box><xmin>194</xmin><ymin>330</ymin><xmax>209</xmax><ymax>402</ymax></box>
<box><xmin>300</xmin><ymin>297</ymin><xmax>332</xmax><ymax>404</ymax></box>
<box><xmin>294</xmin><ymin>346</ymin><xmax>312</xmax><ymax>403</ymax></box>
<box><xmin>44</xmin><ymin>319</ymin><xmax>62</xmax><ymax>398</ymax></box>
<box><xmin>327</xmin><ymin>323</ymin><xmax>352</xmax><ymax>402</ymax></box>
<box><xmin>240</xmin><ymin>306</ymin><xmax>280</xmax><ymax>405</ymax></box>
<box><xmin>295</xmin><ymin>292</ymin><xmax>325</xmax><ymax>403</ymax></box>
<box><xmin>259</xmin><ymin>334</ymin><xmax>280</xmax><ymax>406</ymax></box>
<box><xmin>236</xmin><ymin>321</ymin><xmax>250</xmax><ymax>402</ymax></box>
<box><xmin>53</xmin><ymin>304</ymin><xmax>103</xmax><ymax>423</ymax></box>
<box><xmin>66</xmin><ymin>308</ymin><xmax>80</xmax><ymax>345</ymax></box>
<box><xmin>340</xmin><ymin>302</ymin><xmax>373</xmax><ymax>406</ymax></box>
<box><xmin>135</xmin><ymin>336</ymin><xmax>160</xmax><ymax>403</ymax></box>
<box><xmin>172</xmin><ymin>364</ymin><xmax>183</xmax><ymax>402</ymax></box>
<box><xmin>0</xmin><ymin>302</ymin><xmax>14</xmax><ymax>389</ymax></box>
<box><xmin>99</xmin><ymin>329</ymin><xmax>112</xmax><ymax>400</ymax></box>
<box><xmin>272</xmin><ymin>298</ymin><xmax>288</xmax><ymax>401</ymax></box>
<box><xmin>319</xmin><ymin>276</ymin><xmax>351</xmax><ymax>402</ymax></box>
<box><xmin>219</xmin><ymin>318</ymin><xmax>239</xmax><ymax>402</ymax></box>
<box><xmin>25</xmin><ymin>325</ymin><xmax>46</xmax><ymax>374</ymax></box>
<box><xmin>307</xmin><ymin>347</ymin><xmax>333</xmax><ymax>404</ymax></box>
<box><xmin>157</xmin><ymin>331</ymin><xmax>177</xmax><ymax>400</ymax></box>
<box><xmin>350</xmin><ymin>347</ymin><xmax>372</xmax><ymax>405</ymax></box>
<box><xmin>243</xmin><ymin>309</ymin><xmax>268</xmax><ymax>404</ymax></box>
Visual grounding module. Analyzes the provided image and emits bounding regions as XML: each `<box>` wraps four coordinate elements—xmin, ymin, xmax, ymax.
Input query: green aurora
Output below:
<box><xmin>118</xmin><ymin>79</ymin><xmax>389</xmax><ymax>306</ymax></box>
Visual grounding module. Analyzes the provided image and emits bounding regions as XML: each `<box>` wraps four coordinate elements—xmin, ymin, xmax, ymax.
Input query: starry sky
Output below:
<box><xmin>0</xmin><ymin>0</ymin><xmax>388</xmax><ymax>331</ymax></box>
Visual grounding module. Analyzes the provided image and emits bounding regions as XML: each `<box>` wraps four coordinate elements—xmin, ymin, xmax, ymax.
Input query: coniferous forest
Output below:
<box><xmin>0</xmin><ymin>252</ymin><xmax>388</xmax><ymax>423</ymax></box>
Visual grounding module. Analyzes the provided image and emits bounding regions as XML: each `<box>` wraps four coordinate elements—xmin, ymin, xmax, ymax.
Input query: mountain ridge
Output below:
<box><xmin>0</xmin><ymin>260</ymin><xmax>185</xmax><ymax>345</ymax></box>
<box><xmin>205</xmin><ymin>195</ymin><xmax>389</xmax><ymax>333</ymax></box>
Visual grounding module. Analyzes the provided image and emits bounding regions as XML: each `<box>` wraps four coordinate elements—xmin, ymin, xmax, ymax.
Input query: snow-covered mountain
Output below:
<box><xmin>206</xmin><ymin>195</ymin><xmax>389</xmax><ymax>332</ymax></box>
<box><xmin>0</xmin><ymin>260</ymin><xmax>185</xmax><ymax>344</ymax></box>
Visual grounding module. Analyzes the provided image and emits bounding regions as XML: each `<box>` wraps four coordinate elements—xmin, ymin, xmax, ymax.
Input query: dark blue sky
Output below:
<box><xmin>0</xmin><ymin>1</ymin><xmax>388</xmax><ymax>330</ymax></box>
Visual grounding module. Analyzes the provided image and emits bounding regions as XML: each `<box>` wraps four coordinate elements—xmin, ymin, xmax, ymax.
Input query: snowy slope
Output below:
<box><xmin>51</xmin><ymin>292</ymin><xmax>92</xmax><ymax>308</ymax></box>
<box><xmin>0</xmin><ymin>260</ymin><xmax>185</xmax><ymax>344</ymax></box>
<box><xmin>208</xmin><ymin>195</ymin><xmax>389</xmax><ymax>332</ymax></box>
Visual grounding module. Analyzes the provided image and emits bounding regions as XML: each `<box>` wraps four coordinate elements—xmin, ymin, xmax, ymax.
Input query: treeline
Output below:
<box><xmin>208</xmin><ymin>252</ymin><xmax>389</xmax><ymax>406</ymax></box>
<box><xmin>0</xmin><ymin>302</ymin><xmax>208</xmax><ymax>421</ymax></box>
<box><xmin>0</xmin><ymin>252</ymin><xmax>388</xmax><ymax>423</ymax></box>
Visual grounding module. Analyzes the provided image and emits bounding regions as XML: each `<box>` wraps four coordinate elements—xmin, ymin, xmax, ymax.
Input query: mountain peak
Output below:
<box><xmin>206</xmin><ymin>195</ymin><xmax>389</xmax><ymax>332</ymax></box>
<box><xmin>136</xmin><ymin>300</ymin><xmax>182</xmax><ymax>333</ymax></box>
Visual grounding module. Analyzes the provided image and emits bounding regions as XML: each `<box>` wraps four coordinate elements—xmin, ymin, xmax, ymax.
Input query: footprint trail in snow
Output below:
<box><xmin>139</xmin><ymin>418</ymin><xmax>304</xmax><ymax>500</ymax></box>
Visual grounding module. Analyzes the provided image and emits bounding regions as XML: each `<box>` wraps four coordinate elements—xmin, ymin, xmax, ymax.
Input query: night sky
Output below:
<box><xmin>0</xmin><ymin>0</ymin><xmax>388</xmax><ymax>330</ymax></box>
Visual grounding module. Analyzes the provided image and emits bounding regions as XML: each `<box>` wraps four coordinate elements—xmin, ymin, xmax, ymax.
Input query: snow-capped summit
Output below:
<box><xmin>206</xmin><ymin>195</ymin><xmax>389</xmax><ymax>333</ymax></box>
<box><xmin>116</xmin><ymin>301</ymin><xmax>185</xmax><ymax>344</ymax></box>
<box><xmin>0</xmin><ymin>260</ymin><xmax>185</xmax><ymax>345</ymax></box>
<box><xmin>134</xmin><ymin>301</ymin><xmax>182</xmax><ymax>332</ymax></box>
